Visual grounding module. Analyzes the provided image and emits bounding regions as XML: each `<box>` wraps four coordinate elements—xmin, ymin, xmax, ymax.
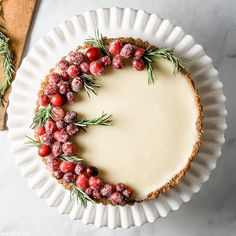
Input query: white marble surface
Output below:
<box><xmin>0</xmin><ymin>0</ymin><xmax>235</xmax><ymax>235</ymax></box>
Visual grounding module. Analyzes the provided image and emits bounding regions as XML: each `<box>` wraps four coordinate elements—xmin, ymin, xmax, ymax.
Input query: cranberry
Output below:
<box><xmin>38</xmin><ymin>94</ymin><xmax>50</xmax><ymax>106</ymax></box>
<box><xmin>44</xmin><ymin>83</ymin><xmax>58</xmax><ymax>95</ymax></box>
<box><xmin>67</xmin><ymin>65</ymin><xmax>80</xmax><ymax>78</ymax></box>
<box><xmin>53</xmin><ymin>169</ymin><xmax>64</xmax><ymax>179</ymax></box>
<box><xmin>64</xmin><ymin>111</ymin><xmax>77</xmax><ymax>123</ymax></box>
<box><xmin>41</xmin><ymin>133</ymin><xmax>54</xmax><ymax>146</ymax></box>
<box><xmin>59</xmin><ymin>81</ymin><xmax>69</xmax><ymax>94</ymax></box>
<box><xmin>61</xmin><ymin>71</ymin><xmax>70</xmax><ymax>81</ymax></box>
<box><xmin>112</xmin><ymin>55</ymin><xmax>125</xmax><ymax>69</ymax></box>
<box><xmin>86</xmin><ymin>47</ymin><xmax>101</xmax><ymax>61</ymax></box>
<box><xmin>71</xmin><ymin>77</ymin><xmax>84</xmax><ymax>92</ymax></box>
<box><xmin>57</xmin><ymin>59</ymin><xmax>69</xmax><ymax>71</ymax></box>
<box><xmin>69</xmin><ymin>51</ymin><xmax>85</xmax><ymax>65</ymax></box>
<box><xmin>52</xmin><ymin>107</ymin><xmax>65</xmax><ymax>121</ymax></box>
<box><xmin>86</xmin><ymin>166</ymin><xmax>98</xmax><ymax>177</ymax></box>
<box><xmin>134</xmin><ymin>48</ymin><xmax>145</xmax><ymax>58</ymax></box>
<box><xmin>75</xmin><ymin>162</ymin><xmax>86</xmax><ymax>175</ymax></box>
<box><xmin>62</xmin><ymin>142</ymin><xmax>77</xmax><ymax>156</ymax></box>
<box><xmin>45</xmin><ymin>119</ymin><xmax>57</xmax><ymax>134</ymax></box>
<box><xmin>50</xmin><ymin>94</ymin><xmax>64</xmax><ymax>107</ymax></box>
<box><xmin>56</xmin><ymin>120</ymin><xmax>67</xmax><ymax>130</ymax></box>
<box><xmin>101</xmin><ymin>184</ymin><xmax>116</xmax><ymax>197</ymax></box>
<box><xmin>47</xmin><ymin>157</ymin><xmax>61</xmax><ymax>171</ymax></box>
<box><xmin>89</xmin><ymin>61</ymin><xmax>104</xmax><ymax>76</ymax></box>
<box><xmin>122</xmin><ymin>188</ymin><xmax>133</xmax><ymax>198</ymax></box>
<box><xmin>80</xmin><ymin>62</ymin><xmax>90</xmax><ymax>74</ymax></box>
<box><xmin>38</xmin><ymin>145</ymin><xmax>51</xmax><ymax>157</ymax></box>
<box><xmin>120</xmin><ymin>44</ymin><xmax>134</xmax><ymax>58</ymax></box>
<box><xmin>63</xmin><ymin>172</ymin><xmax>76</xmax><ymax>183</ymax></box>
<box><xmin>66</xmin><ymin>123</ymin><xmax>79</xmax><ymax>136</ymax></box>
<box><xmin>116</xmin><ymin>183</ymin><xmax>125</xmax><ymax>192</ymax></box>
<box><xmin>51</xmin><ymin>141</ymin><xmax>63</xmax><ymax>157</ymax></box>
<box><xmin>101</xmin><ymin>56</ymin><xmax>111</xmax><ymax>66</ymax></box>
<box><xmin>110</xmin><ymin>192</ymin><xmax>124</xmax><ymax>205</ymax></box>
<box><xmin>35</xmin><ymin>125</ymin><xmax>46</xmax><ymax>136</ymax></box>
<box><xmin>84</xmin><ymin>187</ymin><xmax>93</xmax><ymax>196</ymax></box>
<box><xmin>48</xmin><ymin>72</ymin><xmax>61</xmax><ymax>84</ymax></box>
<box><xmin>93</xmin><ymin>190</ymin><xmax>102</xmax><ymax>200</ymax></box>
<box><xmin>132</xmin><ymin>58</ymin><xmax>145</xmax><ymax>71</ymax></box>
<box><xmin>89</xmin><ymin>176</ymin><xmax>103</xmax><ymax>190</ymax></box>
<box><xmin>109</xmin><ymin>40</ymin><xmax>123</xmax><ymax>54</ymax></box>
<box><xmin>66</xmin><ymin>91</ymin><xmax>75</xmax><ymax>104</ymax></box>
<box><xmin>53</xmin><ymin>130</ymin><xmax>69</xmax><ymax>143</ymax></box>
<box><xmin>60</xmin><ymin>161</ymin><xmax>75</xmax><ymax>173</ymax></box>
<box><xmin>76</xmin><ymin>174</ymin><xmax>89</xmax><ymax>189</ymax></box>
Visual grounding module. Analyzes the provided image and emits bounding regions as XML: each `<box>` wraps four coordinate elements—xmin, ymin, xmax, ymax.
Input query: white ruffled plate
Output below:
<box><xmin>7</xmin><ymin>7</ymin><xmax>227</xmax><ymax>229</ymax></box>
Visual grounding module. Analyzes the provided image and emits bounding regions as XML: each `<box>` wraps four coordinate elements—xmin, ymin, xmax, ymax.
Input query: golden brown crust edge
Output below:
<box><xmin>37</xmin><ymin>37</ymin><xmax>203</xmax><ymax>204</ymax></box>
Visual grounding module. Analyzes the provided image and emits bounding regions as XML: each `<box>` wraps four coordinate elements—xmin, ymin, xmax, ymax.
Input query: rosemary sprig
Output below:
<box><xmin>85</xmin><ymin>29</ymin><xmax>109</xmax><ymax>56</ymax></box>
<box><xmin>30</xmin><ymin>104</ymin><xmax>53</xmax><ymax>128</ymax></box>
<box><xmin>81</xmin><ymin>74</ymin><xmax>100</xmax><ymax>98</ymax></box>
<box><xmin>75</xmin><ymin>112</ymin><xmax>112</xmax><ymax>128</ymax></box>
<box><xmin>59</xmin><ymin>153</ymin><xmax>83</xmax><ymax>163</ymax></box>
<box><xmin>25</xmin><ymin>135</ymin><xmax>41</xmax><ymax>147</ymax></box>
<box><xmin>71</xmin><ymin>183</ymin><xmax>94</xmax><ymax>208</ymax></box>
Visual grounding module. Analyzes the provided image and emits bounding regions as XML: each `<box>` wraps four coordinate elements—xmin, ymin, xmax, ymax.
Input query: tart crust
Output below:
<box><xmin>37</xmin><ymin>37</ymin><xmax>203</xmax><ymax>204</ymax></box>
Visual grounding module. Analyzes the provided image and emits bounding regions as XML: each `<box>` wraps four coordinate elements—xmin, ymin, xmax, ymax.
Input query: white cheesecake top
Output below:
<box><xmin>69</xmin><ymin>59</ymin><xmax>200</xmax><ymax>200</ymax></box>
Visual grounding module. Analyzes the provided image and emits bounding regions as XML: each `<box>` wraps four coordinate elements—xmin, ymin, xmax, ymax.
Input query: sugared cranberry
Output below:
<box><xmin>66</xmin><ymin>91</ymin><xmax>75</xmax><ymax>104</ymax></box>
<box><xmin>44</xmin><ymin>83</ymin><xmax>58</xmax><ymax>95</ymax></box>
<box><xmin>89</xmin><ymin>176</ymin><xmax>103</xmax><ymax>190</ymax></box>
<box><xmin>57</xmin><ymin>59</ymin><xmax>69</xmax><ymax>71</ymax></box>
<box><xmin>47</xmin><ymin>157</ymin><xmax>61</xmax><ymax>171</ymax></box>
<box><xmin>38</xmin><ymin>145</ymin><xmax>51</xmax><ymax>157</ymax></box>
<box><xmin>86</xmin><ymin>47</ymin><xmax>101</xmax><ymax>61</ymax></box>
<box><xmin>116</xmin><ymin>183</ymin><xmax>125</xmax><ymax>192</ymax></box>
<box><xmin>112</xmin><ymin>55</ymin><xmax>125</xmax><ymax>69</ymax></box>
<box><xmin>45</xmin><ymin>119</ymin><xmax>57</xmax><ymax>134</ymax></box>
<box><xmin>64</xmin><ymin>111</ymin><xmax>77</xmax><ymax>123</ymax></box>
<box><xmin>38</xmin><ymin>94</ymin><xmax>50</xmax><ymax>106</ymax></box>
<box><xmin>61</xmin><ymin>71</ymin><xmax>69</xmax><ymax>81</ymax></box>
<box><xmin>60</xmin><ymin>161</ymin><xmax>75</xmax><ymax>173</ymax></box>
<box><xmin>41</xmin><ymin>133</ymin><xmax>54</xmax><ymax>146</ymax></box>
<box><xmin>101</xmin><ymin>184</ymin><xmax>115</xmax><ymax>197</ymax></box>
<box><xmin>51</xmin><ymin>141</ymin><xmax>63</xmax><ymax>157</ymax></box>
<box><xmin>109</xmin><ymin>40</ymin><xmax>122</xmax><ymax>54</ymax></box>
<box><xmin>62</xmin><ymin>142</ymin><xmax>77</xmax><ymax>156</ymax></box>
<box><xmin>48</xmin><ymin>72</ymin><xmax>61</xmax><ymax>84</ymax></box>
<box><xmin>52</xmin><ymin>107</ymin><xmax>65</xmax><ymax>121</ymax></box>
<box><xmin>67</xmin><ymin>65</ymin><xmax>80</xmax><ymax>78</ymax></box>
<box><xmin>53</xmin><ymin>130</ymin><xmax>69</xmax><ymax>143</ymax></box>
<box><xmin>120</xmin><ymin>44</ymin><xmax>134</xmax><ymax>58</ymax></box>
<box><xmin>89</xmin><ymin>61</ymin><xmax>104</xmax><ymax>76</ymax></box>
<box><xmin>132</xmin><ymin>58</ymin><xmax>145</xmax><ymax>71</ymax></box>
<box><xmin>101</xmin><ymin>56</ymin><xmax>111</xmax><ymax>66</ymax></box>
<box><xmin>69</xmin><ymin>51</ymin><xmax>85</xmax><ymax>65</ymax></box>
<box><xmin>35</xmin><ymin>125</ymin><xmax>46</xmax><ymax>136</ymax></box>
<box><xmin>66</xmin><ymin>123</ymin><xmax>79</xmax><ymax>136</ymax></box>
<box><xmin>134</xmin><ymin>48</ymin><xmax>145</xmax><ymax>58</ymax></box>
<box><xmin>56</xmin><ymin>120</ymin><xmax>67</xmax><ymax>130</ymax></box>
<box><xmin>84</xmin><ymin>187</ymin><xmax>93</xmax><ymax>196</ymax></box>
<box><xmin>53</xmin><ymin>169</ymin><xmax>64</xmax><ymax>179</ymax></box>
<box><xmin>80</xmin><ymin>62</ymin><xmax>90</xmax><ymax>74</ymax></box>
<box><xmin>86</xmin><ymin>166</ymin><xmax>98</xmax><ymax>177</ymax></box>
<box><xmin>63</xmin><ymin>172</ymin><xmax>76</xmax><ymax>183</ymax></box>
<box><xmin>93</xmin><ymin>190</ymin><xmax>102</xmax><ymax>200</ymax></box>
<box><xmin>59</xmin><ymin>81</ymin><xmax>69</xmax><ymax>94</ymax></box>
<box><xmin>75</xmin><ymin>162</ymin><xmax>86</xmax><ymax>175</ymax></box>
<box><xmin>76</xmin><ymin>174</ymin><xmax>89</xmax><ymax>189</ymax></box>
<box><xmin>50</xmin><ymin>94</ymin><xmax>64</xmax><ymax>107</ymax></box>
<box><xmin>71</xmin><ymin>77</ymin><xmax>84</xmax><ymax>92</ymax></box>
<box><xmin>110</xmin><ymin>192</ymin><xmax>124</xmax><ymax>205</ymax></box>
<box><xmin>122</xmin><ymin>188</ymin><xmax>133</xmax><ymax>198</ymax></box>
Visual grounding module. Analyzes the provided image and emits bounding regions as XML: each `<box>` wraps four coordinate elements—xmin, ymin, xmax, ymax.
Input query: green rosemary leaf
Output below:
<box><xmin>81</xmin><ymin>74</ymin><xmax>100</xmax><ymax>98</ymax></box>
<box><xmin>30</xmin><ymin>104</ymin><xmax>53</xmax><ymax>129</ymax></box>
<box><xmin>25</xmin><ymin>135</ymin><xmax>41</xmax><ymax>147</ymax></box>
<box><xmin>59</xmin><ymin>154</ymin><xmax>83</xmax><ymax>163</ymax></box>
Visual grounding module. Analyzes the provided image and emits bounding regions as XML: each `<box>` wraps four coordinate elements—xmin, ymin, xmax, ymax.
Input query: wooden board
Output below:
<box><xmin>0</xmin><ymin>0</ymin><xmax>37</xmax><ymax>130</ymax></box>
